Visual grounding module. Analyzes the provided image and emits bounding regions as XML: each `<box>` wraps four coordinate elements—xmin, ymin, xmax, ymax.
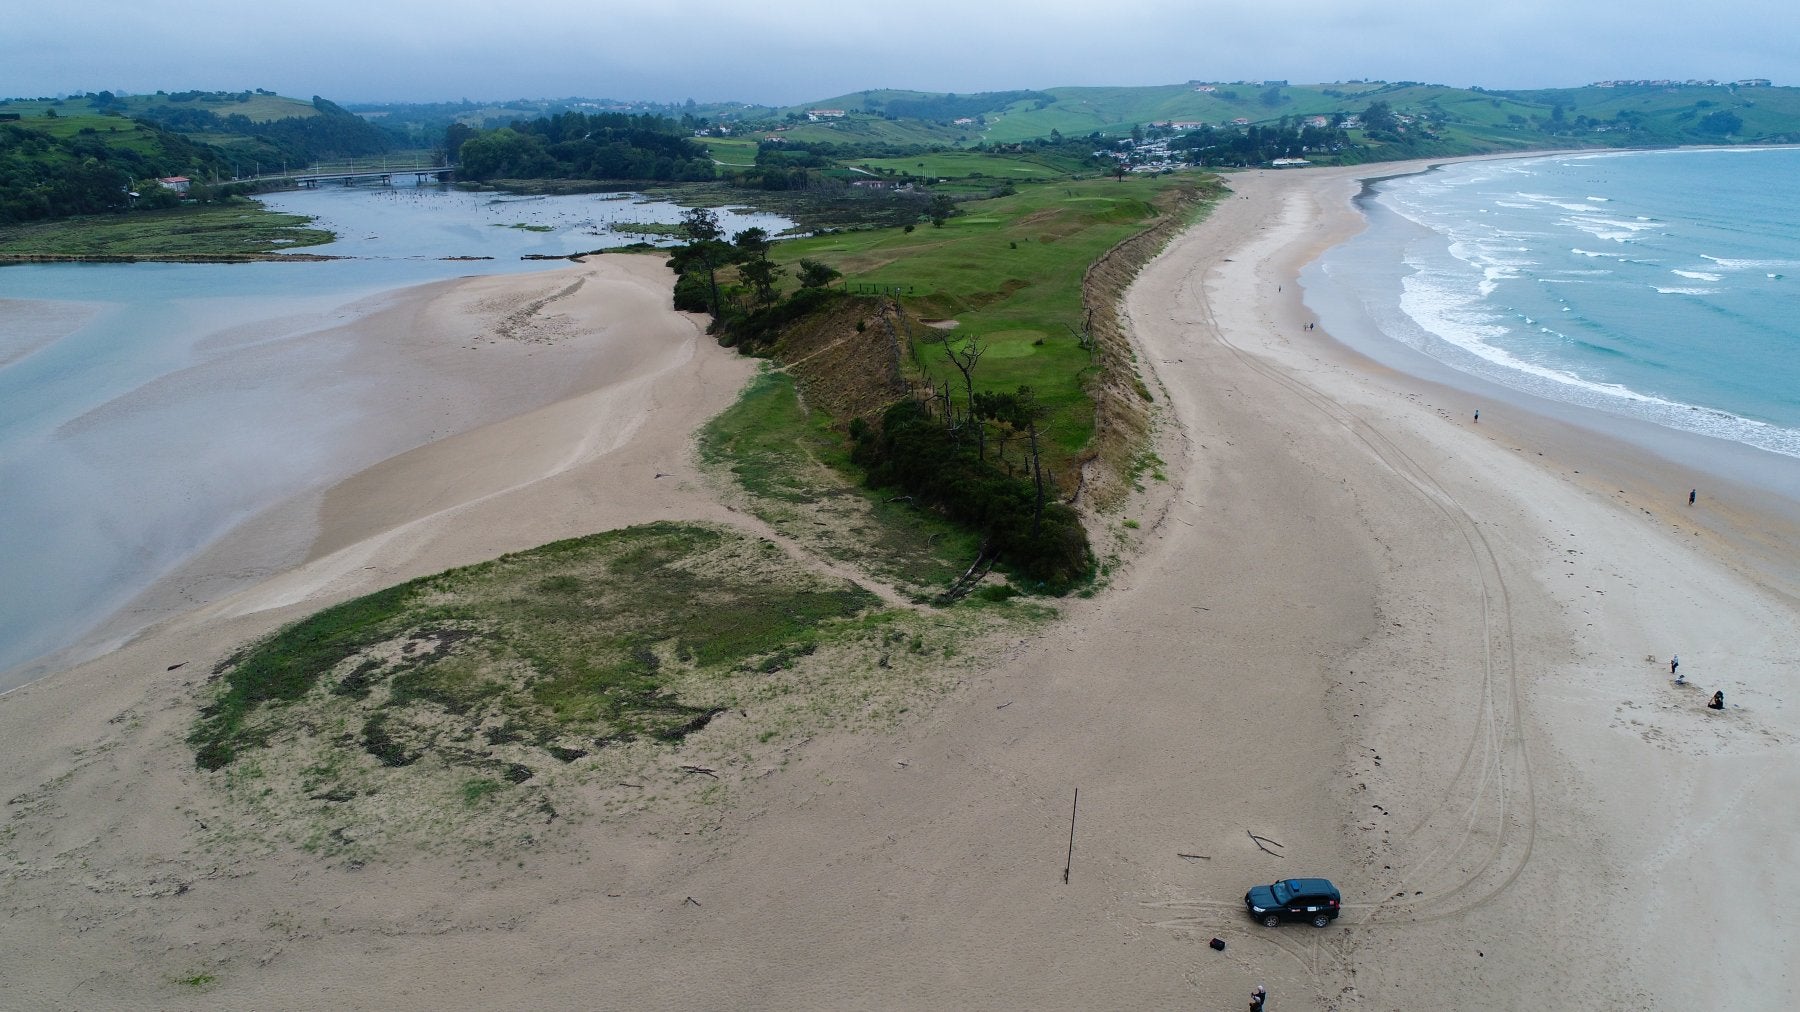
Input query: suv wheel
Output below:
<box><xmin>1311</xmin><ymin>913</ymin><xmax>1331</xmax><ymax>928</ymax></box>
<box><xmin>1261</xmin><ymin>913</ymin><xmax>1281</xmax><ymax>928</ymax></box>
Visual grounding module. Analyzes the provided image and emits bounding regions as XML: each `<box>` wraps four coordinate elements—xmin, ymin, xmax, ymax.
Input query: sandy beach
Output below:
<box><xmin>3</xmin><ymin>166</ymin><xmax>1797</xmax><ymax>1009</ymax></box>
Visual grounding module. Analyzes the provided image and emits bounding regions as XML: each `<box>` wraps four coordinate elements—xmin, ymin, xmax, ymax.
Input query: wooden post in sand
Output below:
<box><xmin>1064</xmin><ymin>787</ymin><xmax>1079</xmax><ymax>883</ymax></box>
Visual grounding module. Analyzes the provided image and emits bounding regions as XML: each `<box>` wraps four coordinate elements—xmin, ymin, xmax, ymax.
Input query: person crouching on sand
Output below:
<box><xmin>1709</xmin><ymin>690</ymin><xmax>1726</xmax><ymax>710</ymax></box>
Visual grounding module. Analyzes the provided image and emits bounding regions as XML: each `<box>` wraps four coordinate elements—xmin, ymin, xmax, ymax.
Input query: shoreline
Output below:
<box><xmin>1286</xmin><ymin>157</ymin><xmax>1800</xmax><ymax>599</ymax></box>
<box><xmin>1320</xmin><ymin>149</ymin><xmax>1800</xmax><ymax>488</ymax></box>
<box><xmin>0</xmin><ymin>159</ymin><xmax>1795</xmax><ymax>1008</ymax></box>
<box><xmin>1183</xmin><ymin>160</ymin><xmax>1800</xmax><ymax>1005</ymax></box>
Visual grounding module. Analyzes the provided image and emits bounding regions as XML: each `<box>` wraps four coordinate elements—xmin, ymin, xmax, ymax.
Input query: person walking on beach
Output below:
<box><xmin>1473</xmin><ymin>409</ymin><xmax>1480</xmax><ymax>423</ymax></box>
<box><xmin>1250</xmin><ymin>985</ymin><xmax>1268</xmax><ymax>1011</ymax></box>
<box><xmin>1690</xmin><ymin>488</ymin><xmax>1697</xmax><ymax>505</ymax></box>
<box><xmin>1671</xmin><ymin>654</ymin><xmax>1680</xmax><ymax>677</ymax></box>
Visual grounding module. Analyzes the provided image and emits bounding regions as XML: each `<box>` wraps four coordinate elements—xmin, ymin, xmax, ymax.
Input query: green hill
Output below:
<box><xmin>2</xmin><ymin>90</ymin><xmax>395</xmax><ymax>171</ymax></box>
<box><xmin>822</xmin><ymin>79</ymin><xmax>1800</xmax><ymax>152</ymax></box>
<box><xmin>0</xmin><ymin>109</ymin><xmax>234</xmax><ymax>222</ymax></box>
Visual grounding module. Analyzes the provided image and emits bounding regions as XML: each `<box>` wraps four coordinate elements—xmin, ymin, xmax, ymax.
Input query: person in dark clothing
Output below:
<box><xmin>1250</xmin><ymin>985</ymin><xmax>1267</xmax><ymax>1011</ymax></box>
<box><xmin>1690</xmin><ymin>488</ymin><xmax>1697</xmax><ymax>505</ymax></box>
<box><xmin>1709</xmin><ymin>690</ymin><xmax>1725</xmax><ymax>710</ymax></box>
<box><xmin>1671</xmin><ymin>654</ymin><xmax>1680</xmax><ymax>676</ymax></box>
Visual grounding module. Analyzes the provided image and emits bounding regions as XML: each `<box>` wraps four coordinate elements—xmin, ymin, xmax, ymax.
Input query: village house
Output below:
<box><xmin>157</xmin><ymin>176</ymin><xmax>191</xmax><ymax>193</ymax></box>
<box><xmin>806</xmin><ymin>109</ymin><xmax>846</xmax><ymax>121</ymax></box>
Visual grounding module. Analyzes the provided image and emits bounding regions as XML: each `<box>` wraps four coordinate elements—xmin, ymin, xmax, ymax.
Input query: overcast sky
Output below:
<box><xmin>6</xmin><ymin>0</ymin><xmax>1796</xmax><ymax>105</ymax></box>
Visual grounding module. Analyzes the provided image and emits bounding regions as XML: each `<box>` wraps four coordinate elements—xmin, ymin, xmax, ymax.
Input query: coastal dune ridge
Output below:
<box><xmin>1</xmin><ymin>161</ymin><xmax>1797</xmax><ymax>1007</ymax></box>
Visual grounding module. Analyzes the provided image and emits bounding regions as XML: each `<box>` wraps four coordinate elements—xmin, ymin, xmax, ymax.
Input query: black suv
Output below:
<box><xmin>1244</xmin><ymin>877</ymin><xmax>1342</xmax><ymax>927</ymax></box>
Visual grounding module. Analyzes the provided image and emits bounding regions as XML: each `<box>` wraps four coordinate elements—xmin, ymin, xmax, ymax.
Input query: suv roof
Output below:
<box><xmin>1284</xmin><ymin>878</ymin><xmax>1338</xmax><ymax>895</ymax></box>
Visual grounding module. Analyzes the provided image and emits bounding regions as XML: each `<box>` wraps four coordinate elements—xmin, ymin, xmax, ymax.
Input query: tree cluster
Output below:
<box><xmin>850</xmin><ymin>381</ymin><xmax>1092</xmax><ymax>592</ymax></box>
<box><xmin>665</xmin><ymin>207</ymin><xmax>843</xmax><ymax>350</ymax></box>
<box><xmin>452</xmin><ymin>111</ymin><xmax>713</xmax><ymax>182</ymax></box>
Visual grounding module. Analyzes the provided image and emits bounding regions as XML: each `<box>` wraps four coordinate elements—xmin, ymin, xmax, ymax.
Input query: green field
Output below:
<box><xmin>851</xmin><ymin>150</ymin><xmax>1089</xmax><ymax>180</ymax></box>
<box><xmin>774</xmin><ymin>172</ymin><xmax>1209</xmax><ymax>470</ymax></box>
<box><xmin>0</xmin><ymin>92</ymin><xmax>317</xmax><ymax>125</ymax></box>
<box><xmin>697</xmin><ymin>136</ymin><xmax>761</xmax><ymax>166</ymax></box>
<box><xmin>0</xmin><ymin>110</ymin><xmax>174</xmax><ymax>153</ymax></box>
<box><xmin>775</xmin><ymin>116</ymin><xmax>968</xmax><ymax>147</ymax></box>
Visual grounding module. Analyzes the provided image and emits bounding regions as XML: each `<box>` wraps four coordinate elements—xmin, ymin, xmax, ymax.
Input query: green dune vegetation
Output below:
<box><xmin>190</xmin><ymin>522</ymin><xmax>1049</xmax><ymax>857</ymax></box>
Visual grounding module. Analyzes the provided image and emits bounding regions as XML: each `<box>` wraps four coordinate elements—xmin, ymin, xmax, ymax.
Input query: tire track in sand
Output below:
<box><xmin>1194</xmin><ymin>190</ymin><xmax>1538</xmax><ymax>927</ymax></box>
<box><xmin>1134</xmin><ymin>183</ymin><xmax>1539</xmax><ymax>994</ymax></box>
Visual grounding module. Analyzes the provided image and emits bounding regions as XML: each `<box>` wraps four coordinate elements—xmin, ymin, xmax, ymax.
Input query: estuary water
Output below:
<box><xmin>0</xmin><ymin>186</ymin><xmax>790</xmax><ymax>687</ymax></box>
<box><xmin>1306</xmin><ymin>147</ymin><xmax>1800</xmax><ymax>463</ymax></box>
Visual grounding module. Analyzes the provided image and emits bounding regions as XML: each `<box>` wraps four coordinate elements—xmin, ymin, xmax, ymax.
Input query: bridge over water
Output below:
<box><xmin>291</xmin><ymin>166</ymin><xmax>454</xmax><ymax>187</ymax></box>
<box><xmin>234</xmin><ymin>163</ymin><xmax>455</xmax><ymax>188</ymax></box>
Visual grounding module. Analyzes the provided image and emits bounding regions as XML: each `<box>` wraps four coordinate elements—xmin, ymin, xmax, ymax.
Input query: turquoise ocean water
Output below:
<box><xmin>1310</xmin><ymin>148</ymin><xmax>1800</xmax><ymax>460</ymax></box>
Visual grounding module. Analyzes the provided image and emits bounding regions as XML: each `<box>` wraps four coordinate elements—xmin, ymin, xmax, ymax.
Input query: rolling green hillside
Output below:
<box><xmin>1</xmin><ymin>91</ymin><xmax>394</xmax><ymax>180</ymax></box>
<box><xmin>1</xmin><ymin>89</ymin><xmax>315</xmax><ymax>124</ymax></box>
<box><xmin>883</xmin><ymin>79</ymin><xmax>1800</xmax><ymax>151</ymax></box>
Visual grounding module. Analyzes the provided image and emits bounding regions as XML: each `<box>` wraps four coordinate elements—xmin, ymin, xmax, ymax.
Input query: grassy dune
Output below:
<box><xmin>193</xmin><ymin>523</ymin><xmax>882</xmax><ymax>771</ymax></box>
<box><xmin>192</xmin><ymin>521</ymin><xmax>1045</xmax><ymax>857</ymax></box>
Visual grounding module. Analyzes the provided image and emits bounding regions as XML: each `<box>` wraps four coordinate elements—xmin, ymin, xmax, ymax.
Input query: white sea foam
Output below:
<box><xmin>1701</xmin><ymin>253</ymin><xmax>1800</xmax><ymax>271</ymax></box>
<box><xmin>1400</xmin><ymin>268</ymin><xmax>1799</xmax><ymax>455</ymax></box>
<box><xmin>1354</xmin><ymin>147</ymin><xmax>1800</xmax><ymax>462</ymax></box>
<box><xmin>1566</xmin><ymin>215</ymin><xmax>1660</xmax><ymax>243</ymax></box>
